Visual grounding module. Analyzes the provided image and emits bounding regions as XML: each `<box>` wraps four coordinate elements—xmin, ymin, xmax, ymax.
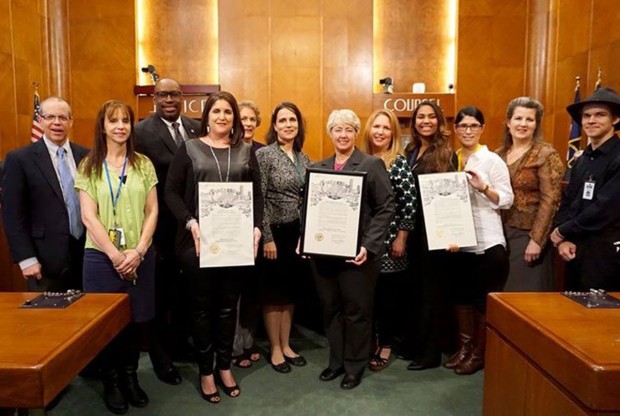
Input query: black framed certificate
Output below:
<box><xmin>300</xmin><ymin>169</ymin><xmax>366</xmax><ymax>259</ymax></box>
<box><xmin>198</xmin><ymin>182</ymin><xmax>254</xmax><ymax>268</ymax></box>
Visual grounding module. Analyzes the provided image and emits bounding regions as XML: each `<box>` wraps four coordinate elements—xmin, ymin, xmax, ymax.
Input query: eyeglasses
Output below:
<box><xmin>455</xmin><ymin>124</ymin><xmax>482</xmax><ymax>132</ymax></box>
<box><xmin>154</xmin><ymin>91</ymin><xmax>183</xmax><ymax>100</ymax></box>
<box><xmin>40</xmin><ymin>114</ymin><xmax>72</xmax><ymax>122</ymax></box>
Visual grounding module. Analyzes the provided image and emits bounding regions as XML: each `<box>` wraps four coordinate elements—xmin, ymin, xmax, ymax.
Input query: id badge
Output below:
<box><xmin>108</xmin><ymin>227</ymin><xmax>126</xmax><ymax>249</ymax></box>
<box><xmin>582</xmin><ymin>180</ymin><xmax>595</xmax><ymax>200</ymax></box>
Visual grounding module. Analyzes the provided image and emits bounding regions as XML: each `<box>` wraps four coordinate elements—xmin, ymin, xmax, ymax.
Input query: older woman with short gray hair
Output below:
<box><xmin>310</xmin><ymin>109</ymin><xmax>394</xmax><ymax>390</ymax></box>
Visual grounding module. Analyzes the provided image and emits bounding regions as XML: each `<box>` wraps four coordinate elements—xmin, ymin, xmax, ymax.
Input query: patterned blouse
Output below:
<box><xmin>496</xmin><ymin>141</ymin><xmax>565</xmax><ymax>248</ymax></box>
<box><xmin>381</xmin><ymin>154</ymin><xmax>417</xmax><ymax>273</ymax></box>
<box><xmin>256</xmin><ymin>142</ymin><xmax>311</xmax><ymax>243</ymax></box>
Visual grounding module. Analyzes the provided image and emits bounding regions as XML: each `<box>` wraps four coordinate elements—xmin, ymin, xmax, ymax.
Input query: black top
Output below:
<box><xmin>555</xmin><ymin>135</ymin><xmax>620</xmax><ymax>241</ymax></box>
<box><xmin>164</xmin><ymin>138</ymin><xmax>264</xmax><ymax>254</ymax></box>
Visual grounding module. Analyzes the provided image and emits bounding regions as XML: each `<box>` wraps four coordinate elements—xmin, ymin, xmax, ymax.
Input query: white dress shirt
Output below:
<box><xmin>462</xmin><ymin>146</ymin><xmax>514</xmax><ymax>253</ymax></box>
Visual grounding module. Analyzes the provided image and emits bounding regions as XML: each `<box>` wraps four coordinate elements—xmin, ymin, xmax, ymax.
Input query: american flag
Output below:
<box><xmin>30</xmin><ymin>88</ymin><xmax>44</xmax><ymax>142</ymax></box>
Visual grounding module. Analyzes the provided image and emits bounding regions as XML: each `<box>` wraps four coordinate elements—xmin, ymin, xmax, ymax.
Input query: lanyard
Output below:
<box><xmin>103</xmin><ymin>157</ymin><xmax>128</xmax><ymax>219</ymax></box>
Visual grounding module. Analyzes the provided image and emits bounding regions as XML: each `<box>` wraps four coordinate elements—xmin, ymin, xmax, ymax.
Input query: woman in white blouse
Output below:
<box><xmin>445</xmin><ymin>106</ymin><xmax>513</xmax><ymax>375</ymax></box>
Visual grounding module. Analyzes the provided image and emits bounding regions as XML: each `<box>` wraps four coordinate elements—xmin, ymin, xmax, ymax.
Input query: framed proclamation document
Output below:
<box><xmin>300</xmin><ymin>169</ymin><xmax>366</xmax><ymax>259</ymax></box>
<box><xmin>417</xmin><ymin>171</ymin><xmax>477</xmax><ymax>250</ymax></box>
<box><xmin>198</xmin><ymin>182</ymin><xmax>254</xmax><ymax>268</ymax></box>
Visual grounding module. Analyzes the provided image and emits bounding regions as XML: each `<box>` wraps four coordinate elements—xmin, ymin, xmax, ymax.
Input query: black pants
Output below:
<box><xmin>179</xmin><ymin>247</ymin><xmax>245</xmax><ymax>375</ymax></box>
<box><xmin>312</xmin><ymin>257</ymin><xmax>379</xmax><ymax>377</ymax></box>
<box><xmin>450</xmin><ymin>245</ymin><xmax>509</xmax><ymax>313</ymax></box>
<box><xmin>374</xmin><ymin>270</ymin><xmax>407</xmax><ymax>348</ymax></box>
<box><xmin>148</xmin><ymin>240</ymin><xmax>191</xmax><ymax>370</ymax></box>
<box><xmin>403</xmin><ymin>239</ymin><xmax>452</xmax><ymax>364</ymax></box>
<box><xmin>566</xmin><ymin>237</ymin><xmax>620</xmax><ymax>291</ymax></box>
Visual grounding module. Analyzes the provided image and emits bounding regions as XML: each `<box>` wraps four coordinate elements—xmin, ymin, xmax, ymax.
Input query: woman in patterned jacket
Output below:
<box><xmin>361</xmin><ymin>109</ymin><xmax>417</xmax><ymax>371</ymax></box>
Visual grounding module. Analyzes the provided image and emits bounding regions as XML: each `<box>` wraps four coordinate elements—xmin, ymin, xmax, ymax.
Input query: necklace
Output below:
<box><xmin>207</xmin><ymin>144</ymin><xmax>231</xmax><ymax>182</ymax></box>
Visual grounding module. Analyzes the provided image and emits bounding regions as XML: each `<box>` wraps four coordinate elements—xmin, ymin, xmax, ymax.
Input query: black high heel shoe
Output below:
<box><xmin>216</xmin><ymin>371</ymin><xmax>241</xmax><ymax>398</ymax></box>
<box><xmin>199</xmin><ymin>374</ymin><xmax>220</xmax><ymax>404</ymax></box>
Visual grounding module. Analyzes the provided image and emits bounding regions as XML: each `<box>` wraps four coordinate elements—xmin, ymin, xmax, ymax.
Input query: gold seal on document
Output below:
<box><xmin>210</xmin><ymin>244</ymin><xmax>220</xmax><ymax>254</ymax></box>
<box><xmin>315</xmin><ymin>233</ymin><xmax>324</xmax><ymax>242</ymax></box>
<box><xmin>436</xmin><ymin>229</ymin><xmax>445</xmax><ymax>238</ymax></box>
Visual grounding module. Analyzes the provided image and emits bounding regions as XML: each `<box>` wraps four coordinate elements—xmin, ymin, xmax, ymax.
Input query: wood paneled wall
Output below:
<box><xmin>1</xmin><ymin>0</ymin><xmax>48</xmax><ymax>160</ymax></box>
<box><xmin>456</xmin><ymin>0</ymin><xmax>528</xmax><ymax>151</ymax></box>
<box><xmin>375</xmin><ymin>0</ymin><xmax>453</xmax><ymax>94</ymax></box>
<box><xmin>219</xmin><ymin>0</ymin><xmax>373</xmax><ymax>161</ymax></box>
<box><xmin>67</xmin><ymin>1</ymin><xmax>136</xmax><ymax>146</ymax></box>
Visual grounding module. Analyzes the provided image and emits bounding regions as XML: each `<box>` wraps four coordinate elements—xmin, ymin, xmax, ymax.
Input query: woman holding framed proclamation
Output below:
<box><xmin>311</xmin><ymin>109</ymin><xmax>394</xmax><ymax>390</ymax></box>
<box><xmin>165</xmin><ymin>92</ymin><xmax>263</xmax><ymax>404</ymax></box>
<box><xmin>77</xmin><ymin>100</ymin><xmax>158</xmax><ymax>414</ymax></box>
<box><xmin>402</xmin><ymin>101</ymin><xmax>458</xmax><ymax>371</ymax></box>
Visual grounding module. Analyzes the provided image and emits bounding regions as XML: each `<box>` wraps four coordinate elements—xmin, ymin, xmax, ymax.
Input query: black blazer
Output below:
<box><xmin>135</xmin><ymin>115</ymin><xmax>201</xmax><ymax>244</ymax></box>
<box><xmin>313</xmin><ymin>148</ymin><xmax>395</xmax><ymax>257</ymax></box>
<box><xmin>1</xmin><ymin>139</ymin><xmax>89</xmax><ymax>278</ymax></box>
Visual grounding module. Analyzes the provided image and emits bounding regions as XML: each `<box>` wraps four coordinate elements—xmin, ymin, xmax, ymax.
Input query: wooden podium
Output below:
<box><xmin>484</xmin><ymin>293</ymin><xmax>620</xmax><ymax>415</ymax></box>
<box><xmin>0</xmin><ymin>292</ymin><xmax>130</xmax><ymax>409</ymax></box>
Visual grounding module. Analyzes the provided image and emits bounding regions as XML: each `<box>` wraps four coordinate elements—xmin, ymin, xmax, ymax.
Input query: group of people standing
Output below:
<box><xmin>2</xmin><ymin>77</ymin><xmax>619</xmax><ymax>413</ymax></box>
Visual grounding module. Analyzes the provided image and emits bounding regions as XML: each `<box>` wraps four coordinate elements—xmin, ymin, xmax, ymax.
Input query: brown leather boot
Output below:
<box><xmin>443</xmin><ymin>305</ymin><xmax>474</xmax><ymax>369</ymax></box>
<box><xmin>454</xmin><ymin>312</ymin><xmax>486</xmax><ymax>375</ymax></box>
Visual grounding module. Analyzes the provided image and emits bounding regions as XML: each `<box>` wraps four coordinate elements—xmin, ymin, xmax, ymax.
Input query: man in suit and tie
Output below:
<box><xmin>135</xmin><ymin>78</ymin><xmax>200</xmax><ymax>385</ymax></box>
<box><xmin>2</xmin><ymin>96</ymin><xmax>88</xmax><ymax>292</ymax></box>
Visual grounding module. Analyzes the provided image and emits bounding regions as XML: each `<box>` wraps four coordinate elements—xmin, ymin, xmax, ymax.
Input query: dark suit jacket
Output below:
<box><xmin>1</xmin><ymin>139</ymin><xmax>89</xmax><ymax>279</ymax></box>
<box><xmin>135</xmin><ymin>115</ymin><xmax>201</xmax><ymax>245</ymax></box>
<box><xmin>313</xmin><ymin>148</ymin><xmax>395</xmax><ymax>257</ymax></box>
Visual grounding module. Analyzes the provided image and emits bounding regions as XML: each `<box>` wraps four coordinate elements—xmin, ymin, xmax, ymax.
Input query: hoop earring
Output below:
<box><xmin>206</xmin><ymin>125</ymin><xmax>210</xmax><ymax>134</ymax></box>
<box><xmin>230</xmin><ymin>128</ymin><xmax>234</xmax><ymax>137</ymax></box>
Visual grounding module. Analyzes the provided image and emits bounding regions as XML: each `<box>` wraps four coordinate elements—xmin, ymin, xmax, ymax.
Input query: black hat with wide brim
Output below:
<box><xmin>566</xmin><ymin>87</ymin><xmax>620</xmax><ymax>129</ymax></box>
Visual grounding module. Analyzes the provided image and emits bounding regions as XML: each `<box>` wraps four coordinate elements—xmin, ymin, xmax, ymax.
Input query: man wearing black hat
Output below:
<box><xmin>550</xmin><ymin>87</ymin><xmax>620</xmax><ymax>290</ymax></box>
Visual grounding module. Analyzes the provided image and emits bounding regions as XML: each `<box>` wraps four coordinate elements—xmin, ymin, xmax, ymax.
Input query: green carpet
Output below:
<box><xmin>49</xmin><ymin>326</ymin><xmax>483</xmax><ymax>415</ymax></box>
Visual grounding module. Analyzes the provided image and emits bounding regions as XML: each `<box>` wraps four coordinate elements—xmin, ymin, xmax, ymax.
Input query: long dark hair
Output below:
<box><xmin>199</xmin><ymin>91</ymin><xmax>245</xmax><ymax>146</ymax></box>
<box><xmin>80</xmin><ymin>100</ymin><xmax>138</xmax><ymax>178</ymax></box>
<box><xmin>406</xmin><ymin>101</ymin><xmax>453</xmax><ymax>173</ymax></box>
<box><xmin>265</xmin><ymin>101</ymin><xmax>306</xmax><ymax>152</ymax></box>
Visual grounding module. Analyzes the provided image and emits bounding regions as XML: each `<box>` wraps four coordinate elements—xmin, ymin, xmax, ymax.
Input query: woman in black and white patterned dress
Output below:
<box><xmin>361</xmin><ymin>109</ymin><xmax>417</xmax><ymax>371</ymax></box>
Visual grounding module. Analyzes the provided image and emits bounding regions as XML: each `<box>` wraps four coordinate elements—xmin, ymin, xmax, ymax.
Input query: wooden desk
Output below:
<box><xmin>0</xmin><ymin>293</ymin><xmax>130</xmax><ymax>409</ymax></box>
<box><xmin>484</xmin><ymin>293</ymin><xmax>620</xmax><ymax>415</ymax></box>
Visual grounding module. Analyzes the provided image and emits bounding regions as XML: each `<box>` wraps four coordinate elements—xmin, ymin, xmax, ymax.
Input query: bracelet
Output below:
<box><xmin>478</xmin><ymin>184</ymin><xmax>489</xmax><ymax>193</ymax></box>
<box><xmin>134</xmin><ymin>247</ymin><xmax>145</xmax><ymax>262</ymax></box>
<box><xmin>186</xmin><ymin>218</ymin><xmax>198</xmax><ymax>231</ymax></box>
